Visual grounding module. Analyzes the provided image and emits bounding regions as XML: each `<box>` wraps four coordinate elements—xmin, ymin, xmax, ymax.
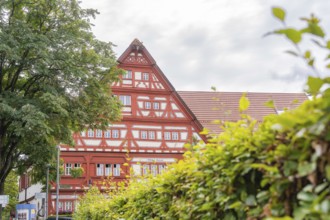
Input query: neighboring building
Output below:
<box><xmin>18</xmin><ymin>39</ymin><xmax>308</xmax><ymax>216</ymax></box>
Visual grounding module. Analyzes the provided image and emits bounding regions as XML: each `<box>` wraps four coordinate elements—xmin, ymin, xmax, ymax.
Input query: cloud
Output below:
<box><xmin>80</xmin><ymin>0</ymin><xmax>330</xmax><ymax>92</ymax></box>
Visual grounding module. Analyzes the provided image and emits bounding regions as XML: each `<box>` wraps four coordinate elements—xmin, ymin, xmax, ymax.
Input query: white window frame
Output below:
<box><xmin>145</xmin><ymin>101</ymin><xmax>151</xmax><ymax>109</ymax></box>
<box><xmin>151</xmin><ymin>164</ymin><xmax>158</xmax><ymax>176</ymax></box>
<box><xmin>149</xmin><ymin>131</ymin><xmax>155</xmax><ymax>140</ymax></box>
<box><xmin>153</xmin><ymin>102</ymin><xmax>160</xmax><ymax>110</ymax></box>
<box><xmin>96</xmin><ymin>129</ymin><xmax>102</xmax><ymax>138</ymax></box>
<box><xmin>172</xmin><ymin>132</ymin><xmax>179</xmax><ymax>140</ymax></box>
<box><xmin>141</xmin><ymin>131</ymin><xmax>148</xmax><ymax>139</ymax></box>
<box><xmin>96</xmin><ymin>164</ymin><xmax>104</xmax><ymax>176</ymax></box>
<box><xmin>143</xmin><ymin>164</ymin><xmax>150</xmax><ymax>176</ymax></box>
<box><xmin>65</xmin><ymin>163</ymin><xmax>72</xmax><ymax>175</ymax></box>
<box><xmin>87</xmin><ymin>129</ymin><xmax>94</xmax><ymax>137</ymax></box>
<box><xmin>80</xmin><ymin>131</ymin><xmax>86</xmax><ymax>137</ymax></box>
<box><xmin>159</xmin><ymin>165</ymin><xmax>166</xmax><ymax>174</ymax></box>
<box><xmin>74</xmin><ymin>163</ymin><xmax>80</xmax><ymax>168</ymax></box>
<box><xmin>112</xmin><ymin>130</ymin><xmax>119</xmax><ymax>138</ymax></box>
<box><xmin>164</xmin><ymin>132</ymin><xmax>171</xmax><ymax>140</ymax></box>
<box><xmin>65</xmin><ymin>201</ymin><xmax>72</xmax><ymax>211</ymax></box>
<box><xmin>104</xmin><ymin>130</ymin><xmax>111</xmax><ymax>138</ymax></box>
<box><xmin>142</xmin><ymin>73</ymin><xmax>149</xmax><ymax>81</ymax></box>
<box><xmin>119</xmin><ymin>95</ymin><xmax>131</xmax><ymax>106</ymax></box>
<box><xmin>113</xmin><ymin>164</ymin><xmax>121</xmax><ymax>176</ymax></box>
<box><xmin>105</xmin><ymin>164</ymin><xmax>112</xmax><ymax>176</ymax></box>
<box><xmin>123</xmin><ymin>70</ymin><xmax>132</xmax><ymax>79</ymax></box>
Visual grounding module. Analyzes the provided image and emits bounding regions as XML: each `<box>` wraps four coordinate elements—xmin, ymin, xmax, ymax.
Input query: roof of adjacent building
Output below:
<box><xmin>178</xmin><ymin>91</ymin><xmax>308</xmax><ymax>134</ymax></box>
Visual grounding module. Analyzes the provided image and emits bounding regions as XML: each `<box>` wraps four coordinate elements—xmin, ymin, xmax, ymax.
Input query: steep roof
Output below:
<box><xmin>178</xmin><ymin>91</ymin><xmax>308</xmax><ymax>134</ymax></box>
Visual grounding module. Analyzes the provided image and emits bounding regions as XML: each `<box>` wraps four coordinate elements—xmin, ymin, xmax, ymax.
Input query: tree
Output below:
<box><xmin>1</xmin><ymin>171</ymin><xmax>18</xmax><ymax>219</ymax></box>
<box><xmin>0</xmin><ymin>0</ymin><xmax>123</xmax><ymax>198</ymax></box>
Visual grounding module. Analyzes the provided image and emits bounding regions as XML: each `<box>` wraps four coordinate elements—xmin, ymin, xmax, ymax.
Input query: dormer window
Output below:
<box><xmin>142</xmin><ymin>73</ymin><xmax>149</xmax><ymax>81</ymax></box>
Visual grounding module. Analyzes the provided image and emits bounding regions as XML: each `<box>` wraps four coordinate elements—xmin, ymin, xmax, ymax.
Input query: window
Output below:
<box><xmin>172</xmin><ymin>132</ymin><xmax>179</xmax><ymax>140</ymax></box>
<box><xmin>119</xmin><ymin>95</ymin><xmax>131</xmax><ymax>106</ymax></box>
<box><xmin>65</xmin><ymin>201</ymin><xmax>72</xmax><ymax>211</ymax></box>
<box><xmin>142</xmin><ymin>73</ymin><xmax>149</xmax><ymax>81</ymax></box>
<box><xmin>58</xmin><ymin>202</ymin><xmax>63</xmax><ymax>211</ymax></box>
<box><xmin>143</xmin><ymin>165</ymin><xmax>150</xmax><ymax>176</ymax></box>
<box><xmin>87</xmin><ymin>129</ymin><xmax>94</xmax><ymax>137</ymax></box>
<box><xmin>113</xmin><ymin>164</ymin><xmax>121</xmax><ymax>176</ymax></box>
<box><xmin>105</xmin><ymin>164</ymin><xmax>112</xmax><ymax>176</ymax></box>
<box><xmin>159</xmin><ymin>165</ymin><xmax>166</xmax><ymax>174</ymax></box>
<box><xmin>80</xmin><ymin>131</ymin><xmax>86</xmax><ymax>137</ymax></box>
<box><xmin>149</xmin><ymin>131</ymin><xmax>155</xmax><ymax>140</ymax></box>
<box><xmin>96</xmin><ymin>129</ymin><xmax>102</xmax><ymax>138</ymax></box>
<box><xmin>164</xmin><ymin>132</ymin><xmax>171</xmax><ymax>140</ymax></box>
<box><xmin>104</xmin><ymin>130</ymin><xmax>111</xmax><ymax>138</ymax></box>
<box><xmin>65</xmin><ymin>163</ymin><xmax>72</xmax><ymax>175</ymax></box>
<box><xmin>141</xmin><ymin>131</ymin><xmax>148</xmax><ymax>139</ymax></box>
<box><xmin>112</xmin><ymin>130</ymin><xmax>119</xmax><ymax>138</ymax></box>
<box><xmin>96</xmin><ymin>164</ymin><xmax>104</xmax><ymax>176</ymax></box>
<box><xmin>74</xmin><ymin>163</ymin><xmax>80</xmax><ymax>168</ymax></box>
<box><xmin>145</xmin><ymin>102</ymin><xmax>151</xmax><ymax>109</ymax></box>
<box><xmin>151</xmin><ymin>165</ymin><xmax>157</xmax><ymax>176</ymax></box>
<box><xmin>153</xmin><ymin>102</ymin><xmax>160</xmax><ymax>110</ymax></box>
<box><xmin>123</xmin><ymin>70</ymin><xmax>132</xmax><ymax>79</ymax></box>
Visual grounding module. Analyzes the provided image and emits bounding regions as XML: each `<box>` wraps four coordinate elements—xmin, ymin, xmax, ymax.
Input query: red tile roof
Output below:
<box><xmin>178</xmin><ymin>91</ymin><xmax>308</xmax><ymax>134</ymax></box>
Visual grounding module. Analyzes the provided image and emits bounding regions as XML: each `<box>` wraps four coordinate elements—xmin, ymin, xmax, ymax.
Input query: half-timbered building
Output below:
<box><xmin>18</xmin><ymin>39</ymin><xmax>308</xmax><ymax>216</ymax></box>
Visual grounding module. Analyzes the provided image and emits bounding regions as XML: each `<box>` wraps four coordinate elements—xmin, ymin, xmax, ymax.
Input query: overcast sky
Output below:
<box><xmin>80</xmin><ymin>0</ymin><xmax>330</xmax><ymax>93</ymax></box>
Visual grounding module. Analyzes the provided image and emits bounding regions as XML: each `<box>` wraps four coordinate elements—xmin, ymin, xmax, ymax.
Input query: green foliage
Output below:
<box><xmin>0</xmin><ymin>0</ymin><xmax>123</xmax><ymax>192</ymax></box>
<box><xmin>73</xmin><ymin>7</ymin><xmax>330</xmax><ymax>220</ymax></box>
<box><xmin>2</xmin><ymin>171</ymin><xmax>18</xmax><ymax>219</ymax></box>
<box><xmin>71</xmin><ymin>167</ymin><xmax>84</xmax><ymax>178</ymax></box>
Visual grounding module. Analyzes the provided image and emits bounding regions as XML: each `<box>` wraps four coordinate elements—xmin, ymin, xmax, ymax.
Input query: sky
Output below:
<box><xmin>80</xmin><ymin>0</ymin><xmax>330</xmax><ymax>93</ymax></box>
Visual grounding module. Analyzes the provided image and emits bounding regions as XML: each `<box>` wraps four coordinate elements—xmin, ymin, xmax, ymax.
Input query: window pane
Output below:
<box><xmin>123</xmin><ymin>70</ymin><xmax>132</xmax><ymax>79</ymax></box>
<box><xmin>119</xmin><ymin>95</ymin><xmax>131</xmax><ymax>106</ymax></box>
<box><xmin>164</xmin><ymin>132</ymin><xmax>171</xmax><ymax>140</ymax></box>
<box><xmin>104</xmin><ymin>130</ymin><xmax>111</xmax><ymax>138</ymax></box>
<box><xmin>113</xmin><ymin>164</ymin><xmax>120</xmax><ymax>176</ymax></box>
<box><xmin>112</xmin><ymin>130</ymin><xmax>119</xmax><ymax>138</ymax></box>
<box><xmin>142</xmin><ymin>73</ymin><xmax>149</xmax><ymax>80</ymax></box>
<box><xmin>105</xmin><ymin>164</ymin><xmax>112</xmax><ymax>176</ymax></box>
<box><xmin>96</xmin><ymin>164</ymin><xmax>104</xmax><ymax>176</ymax></box>
<box><xmin>151</xmin><ymin>165</ymin><xmax>157</xmax><ymax>176</ymax></box>
<box><xmin>153</xmin><ymin>102</ymin><xmax>159</xmax><ymax>109</ymax></box>
<box><xmin>87</xmin><ymin>129</ymin><xmax>94</xmax><ymax>137</ymax></box>
<box><xmin>172</xmin><ymin>132</ymin><xmax>179</xmax><ymax>140</ymax></box>
<box><xmin>149</xmin><ymin>131</ymin><xmax>155</xmax><ymax>140</ymax></box>
<box><xmin>96</xmin><ymin>129</ymin><xmax>102</xmax><ymax>137</ymax></box>
<box><xmin>141</xmin><ymin>131</ymin><xmax>148</xmax><ymax>139</ymax></box>
<box><xmin>145</xmin><ymin>102</ymin><xmax>151</xmax><ymax>109</ymax></box>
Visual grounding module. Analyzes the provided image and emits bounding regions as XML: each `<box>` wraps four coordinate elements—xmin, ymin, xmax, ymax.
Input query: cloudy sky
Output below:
<box><xmin>80</xmin><ymin>0</ymin><xmax>330</xmax><ymax>93</ymax></box>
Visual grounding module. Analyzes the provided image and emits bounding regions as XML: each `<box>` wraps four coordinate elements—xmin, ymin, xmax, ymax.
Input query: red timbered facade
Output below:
<box><xmin>46</xmin><ymin>39</ymin><xmax>204</xmax><ymax>214</ymax></box>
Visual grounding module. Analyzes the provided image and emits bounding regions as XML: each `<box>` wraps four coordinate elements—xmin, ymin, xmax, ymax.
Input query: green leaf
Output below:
<box><xmin>304</xmin><ymin>50</ymin><xmax>311</xmax><ymax>59</ymax></box>
<box><xmin>297</xmin><ymin>162</ymin><xmax>316</xmax><ymax>177</ymax></box>
<box><xmin>275</xmin><ymin>28</ymin><xmax>302</xmax><ymax>44</ymax></box>
<box><xmin>239</xmin><ymin>93</ymin><xmax>250</xmax><ymax>112</ymax></box>
<box><xmin>308</xmin><ymin>23</ymin><xmax>325</xmax><ymax>37</ymax></box>
<box><xmin>307</xmin><ymin>76</ymin><xmax>324</xmax><ymax>95</ymax></box>
<box><xmin>297</xmin><ymin>191</ymin><xmax>315</xmax><ymax>202</ymax></box>
<box><xmin>327</xmin><ymin>40</ymin><xmax>330</xmax><ymax>49</ymax></box>
<box><xmin>272</xmin><ymin>7</ymin><xmax>286</xmax><ymax>22</ymax></box>
<box><xmin>264</xmin><ymin>99</ymin><xmax>275</xmax><ymax>108</ymax></box>
<box><xmin>285</xmin><ymin>29</ymin><xmax>302</xmax><ymax>44</ymax></box>
<box><xmin>326</xmin><ymin>165</ymin><xmax>330</xmax><ymax>181</ymax></box>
